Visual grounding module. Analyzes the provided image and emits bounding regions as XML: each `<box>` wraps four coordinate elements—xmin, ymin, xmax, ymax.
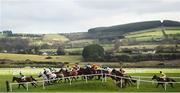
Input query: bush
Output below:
<box><xmin>82</xmin><ymin>44</ymin><xmax>104</xmax><ymax>61</ymax></box>
<box><xmin>104</xmin><ymin>53</ymin><xmax>180</xmax><ymax>62</ymax></box>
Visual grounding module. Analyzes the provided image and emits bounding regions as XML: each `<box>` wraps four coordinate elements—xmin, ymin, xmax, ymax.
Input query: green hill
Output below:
<box><xmin>42</xmin><ymin>34</ymin><xmax>69</xmax><ymax>42</ymax></box>
<box><xmin>87</xmin><ymin>20</ymin><xmax>180</xmax><ymax>39</ymax></box>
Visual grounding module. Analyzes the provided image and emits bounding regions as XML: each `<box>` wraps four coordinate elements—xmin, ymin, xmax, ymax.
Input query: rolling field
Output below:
<box><xmin>43</xmin><ymin>34</ymin><xmax>69</xmax><ymax>42</ymax></box>
<box><xmin>0</xmin><ymin>68</ymin><xmax>180</xmax><ymax>92</ymax></box>
<box><xmin>125</xmin><ymin>28</ymin><xmax>180</xmax><ymax>41</ymax></box>
<box><xmin>0</xmin><ymin>53</ymin><xmax>82</xmax><ymax>62</ymax></box>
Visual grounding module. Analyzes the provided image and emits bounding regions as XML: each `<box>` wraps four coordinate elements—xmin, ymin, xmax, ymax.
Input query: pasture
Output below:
<box><xmin>125</xmin><ymin>28</ymin><xmax>180</xmax><ymax>41</ymax></box>
<box><xmin>42</xmin><ymin>34</ymin><xmax>70</xmax><ymax>42</ymax></box>
<box><xmin>0</xmin><ymin>68</ymin><xmax>180</xmax><ymax>92</ymax></box>
<box><xmin>0</xmin><ymin>53</ymin><xmax>82</xmax><ymax>62</ymax></box>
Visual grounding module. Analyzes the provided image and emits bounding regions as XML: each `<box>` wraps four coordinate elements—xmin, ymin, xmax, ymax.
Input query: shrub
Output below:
<box><xmin>82</xmin><ymin>44</ymin><xmax>104</xmax><ymax>61</ymax></box>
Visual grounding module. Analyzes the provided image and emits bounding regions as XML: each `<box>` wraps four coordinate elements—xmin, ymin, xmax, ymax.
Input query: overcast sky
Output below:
<box><xmin>1</xmin><ymin>0</ymin><xmax>180</xmax><ymax>34</ymax></box>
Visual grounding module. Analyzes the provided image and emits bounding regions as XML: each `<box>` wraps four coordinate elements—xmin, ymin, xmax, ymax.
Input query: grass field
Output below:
<box><xmin>0</xmin><ymin>53</ymin><xmax>82</xmax><ymax>62</ymax></box>
<box><xmin>43</xmin><ymin>34</ymin><xmax>69</xmax><ymax>42</ymax></box>
<box><xmin>0</xmin><ymin>68</ymin><xmax>180</xmax><ymax>92</ymax></box>
<box><xmin>125</xmin><ymin>28</ymin><xmax>180</xmax><ymax>41</ymax></box>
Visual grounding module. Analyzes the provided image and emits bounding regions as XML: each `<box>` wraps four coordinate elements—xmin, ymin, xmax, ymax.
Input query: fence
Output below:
<box><xmin>7</xmin><ymin>74</ymin><xmax>104</xmax><ymax>92</ymax></box>
<box><xmin>6</xmin><ymin>74</ymin><xmax>180</xmax><ymax>92</ymax></box>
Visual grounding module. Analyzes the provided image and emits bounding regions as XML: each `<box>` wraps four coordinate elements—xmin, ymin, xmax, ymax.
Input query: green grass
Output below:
<box><xmin>165</xmin><ymin>30</ymin><xmax>180</xmax><ymax>35</ymax></box>
<box><xmin>0</xmin><ymin>68</ymin><xmax>180</xmax><ymax>92</ymax></box>
<box><xmin>125</xmin><ymin>28</ymin><xmax>180</xmax><ymax>41</ymax></box>
<box><xmin>0</xmin><ymin>53</ymin><xmax>82</xmax><ymax>62</ymax></box>
<box><xmin>43</xmin><ymin>34</ymin><xmax>69</xmax><ymax>42</ymax></box>
<box><xmin>0</xmin><ymin>69</ymin><xmax>180</xmax><ymax>92</ymax></box>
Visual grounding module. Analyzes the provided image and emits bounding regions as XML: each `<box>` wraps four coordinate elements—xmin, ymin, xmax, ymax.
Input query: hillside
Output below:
<box><xmin>87</xmin><ymin>20</ymin><xmax>180</xmax><ymax>39</ymax></box>
<box><xmin>42</xmin><ymin>34</ymin><xmax>69</xmax><ymax>42</ymax></box>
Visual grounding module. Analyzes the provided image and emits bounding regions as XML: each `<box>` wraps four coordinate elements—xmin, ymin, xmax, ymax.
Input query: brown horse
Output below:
<box><xmin>53</xmin><ymin>70</ymin><xmax>64</xmax><ymax>83</ymax></box>
<box><xmin>59</xmin><ymin>68</ymin><xmax>78</xmax><ymax>82</ymax></box>
<box><xmin>12</xmin><ymin>76</ymin><xmax>38</xmax><ymax>89</ymax></box>
<box><xmin>77</xmin><ymin>67</ymin><xmax>94</xmax><ymax>80</ymax></box>
<box><xmin>110</xmin><ymin>69</ymin><xmax>136</xmax><ymax>88</ymax></box>
<box><xmin>152</xmin><ymin>75</ymin><xmax>176</xmax><ymax>88</ymax></box>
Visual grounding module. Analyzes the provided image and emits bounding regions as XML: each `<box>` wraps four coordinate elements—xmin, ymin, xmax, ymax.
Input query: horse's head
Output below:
<box><xmin>152</xmin><ymin>75</ymin><xmax>157</xmax><ymax>80</ymax></box>
<box><xmin>12</xmin><ymin>76</ymin><xmax>16</xmax><ymax>82</ymax></box>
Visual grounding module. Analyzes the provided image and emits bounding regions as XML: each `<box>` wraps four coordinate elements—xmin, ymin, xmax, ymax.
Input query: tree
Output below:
<box><xmin>57</xmin><ymin>46</ymin><xmax>65</xmax><ymax>55</ymax></box>
<box><xmin>82</xmin><ymin>44</ymin><xmax>104</xmax><ymax>61</ymax></box>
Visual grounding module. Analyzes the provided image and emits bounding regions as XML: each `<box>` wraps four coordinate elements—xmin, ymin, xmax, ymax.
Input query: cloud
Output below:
<box><xmin>1</xmin><ymin>0</ymin><xmax>180</xmax><ymax>33</ymax></box>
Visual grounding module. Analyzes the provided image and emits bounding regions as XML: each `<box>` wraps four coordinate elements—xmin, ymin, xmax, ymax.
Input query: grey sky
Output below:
<box><xmin>1</xmin><ymin>0</ymin><xmax>180</xmax><ymax>34</ymax></box>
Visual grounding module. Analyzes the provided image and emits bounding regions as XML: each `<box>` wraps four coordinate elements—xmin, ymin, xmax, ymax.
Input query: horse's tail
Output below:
<box><xmin>31</xmin><ymin>76</ymin><xmax>37</xmax><ymax>81</ymax></box>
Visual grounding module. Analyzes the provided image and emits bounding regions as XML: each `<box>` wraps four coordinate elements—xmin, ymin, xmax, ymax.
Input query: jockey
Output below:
<box><xmin>74</xmin><ymin>63</ymin><xmax>80</xmax><ymax>71</ymax></box>
<box><xmin>119</xmin><ymin>67</ymin><xmax>126</xmax><ymax>76</ymax></box>
<box><xmin>43</xmin><ymin>68</ymin><xmax>47</xmax><ymax>74</ymax></box>
<box><xmin>66</xmin><ymin>65</ymin><xmax>72</xmax><ymax>72</ymax></box>
<box><xmin>19</xmin><ymin>71</ymin><xmax>26</xmax><ymax>81</ymax></box>
<box><xmin>103</xmin><ymin>66</ymin><xmax>110</xmax><ymax>71</ymax></box>
<box><xmin>44</xmin><ymin>68</ymin><xmax>52</xmax><ymax>79</ymax></box>
<box><xmin>92</xmin><ymin>64</ymin><xmax>98</xmax><ymax>70</ymax></box>
<box><xmin>160</xmin><ymin>71</ymin><xmax>166</xmax><ymax>80</ymax></box>
<box><xmin>85</xmin><ymin>63</ymin><xmax>91</xmax><ymax>69</ymax></box>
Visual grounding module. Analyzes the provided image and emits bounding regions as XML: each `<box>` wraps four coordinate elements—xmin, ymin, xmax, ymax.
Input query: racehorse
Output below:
<box><xmin>94</xmin><ymin>69</ymin><xmax>110</xmax><ymax>80</ymax></box>
<box><xmin>38</xmin><ymin>72</ymin><xmax>57</xmax><ymax>85</ymax></box>
<box><xmin>59</xmin><ymin>68</ymin><xmax>78</xmax><ymax>82</ymax></box>
<box><xmin>152</xmin><ymin>75</ymin><xmax>176</xmax><ymax>88</ymax></box>
<box><xmin>53</xmin><ymin>69</ymin><xmax>64</xmax><ymax>83</ymax></box>
<box><xmin>38</xmin><ymin>72</ymin><xmax>51</xmax><ymax>85</ymax></box>
<box><xmin>12</xmin><ymin>76</ymin><xmax>37</xmax><ymax>89</ymax></box>
<box><xmin>110</xmin><ymin>69</ymin><xmax>136</xmax><ymax>88</ymax></box>
<box><xmin>77</xmin><ymin>67</ymin><xmax>94</xmax><ymax>80</ymax></box>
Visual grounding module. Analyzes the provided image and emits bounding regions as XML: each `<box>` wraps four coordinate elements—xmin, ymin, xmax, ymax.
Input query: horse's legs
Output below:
<box><xmin>161</xmin><ymin>83</ymin><xmax>164</xmax><ymax>88</ymax></box>
<box><xmin>31</xmin><ymin>82</ymin><xmax>37</xmax><ymax>87</ymax></box>
<box><xmin>126</xmin><ymin>79</ymin><xmax>131</xmax><ymax>86</ymax></box>
<box><xmin>156</xmin><ymin>83</ymin><xmax>160</xmax><ymax>88</ymax></box>
<box><xmin>169</xmin><ymin>83</ymin><xmax>174</xmax><ymax>88</ymax></box>
<box><xmin>74</xmin><ymin>77</ymin><xmax>77</xmax><ymax>81</ymax></box>
<box><xmin>18</xmin><ymin>84</ymin><xmax>20</xmax><ymax>88</ymax></box>
<box><xmin>22</xmin><ymin>84</ymin><xmax>26</xmax><ymax>89</ymax></box>
<box><xmin>124</xmin><ymin>79</ymin><xmax>128</xmax><ymax>88</ymax></box>
<box><xmin>31</xmin><ymin>83</ymin><xmax>34</xmax><ymax>87</ymax></box>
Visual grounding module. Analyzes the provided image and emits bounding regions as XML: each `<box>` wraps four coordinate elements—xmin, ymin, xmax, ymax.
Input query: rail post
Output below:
<box><xmin>42</xmin><ymin>81</ymin><xmax>45</xmax><ymax>89</ymax></box>
<box><xmin>165</xmin><ymin>82</ymin><xmax>167</xmax><ymax>91</ymax></box>
<box><xmin>85</xmin><ymin>75</ymin><xmax>88</xmax><ymax>83</ymax></box>
<box><xmin>120</xmin><ymin>77</ymin><xmax>123</xmax><ymax>88</ymax></box>
<box><xmin>6</xmin><ymin>81</ymin><xmax>10</xmax><ymax>92</ymax></box>
<box><xmin>9</xmin><ymin>83</ymin><xmax>12</xmax><ymax>92</ymax></box>
<box><xmin>26</xmin><ymin>83</ymin><xmax>29</xmax><ymax>91</ymax></box>
<box><xmin>137</xmin><ymin>76</ymin><xmax>140</xmax><ymax>89</ymax></box>
<box><xmin>101</xmin><ymin>73</ymin><xmax>104</xmax><ymax>82</ymax></box>
<box><xmin>105</xmin><ymin>74</ymin><xmax>107</xmax><ymax>82</ymax></box>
